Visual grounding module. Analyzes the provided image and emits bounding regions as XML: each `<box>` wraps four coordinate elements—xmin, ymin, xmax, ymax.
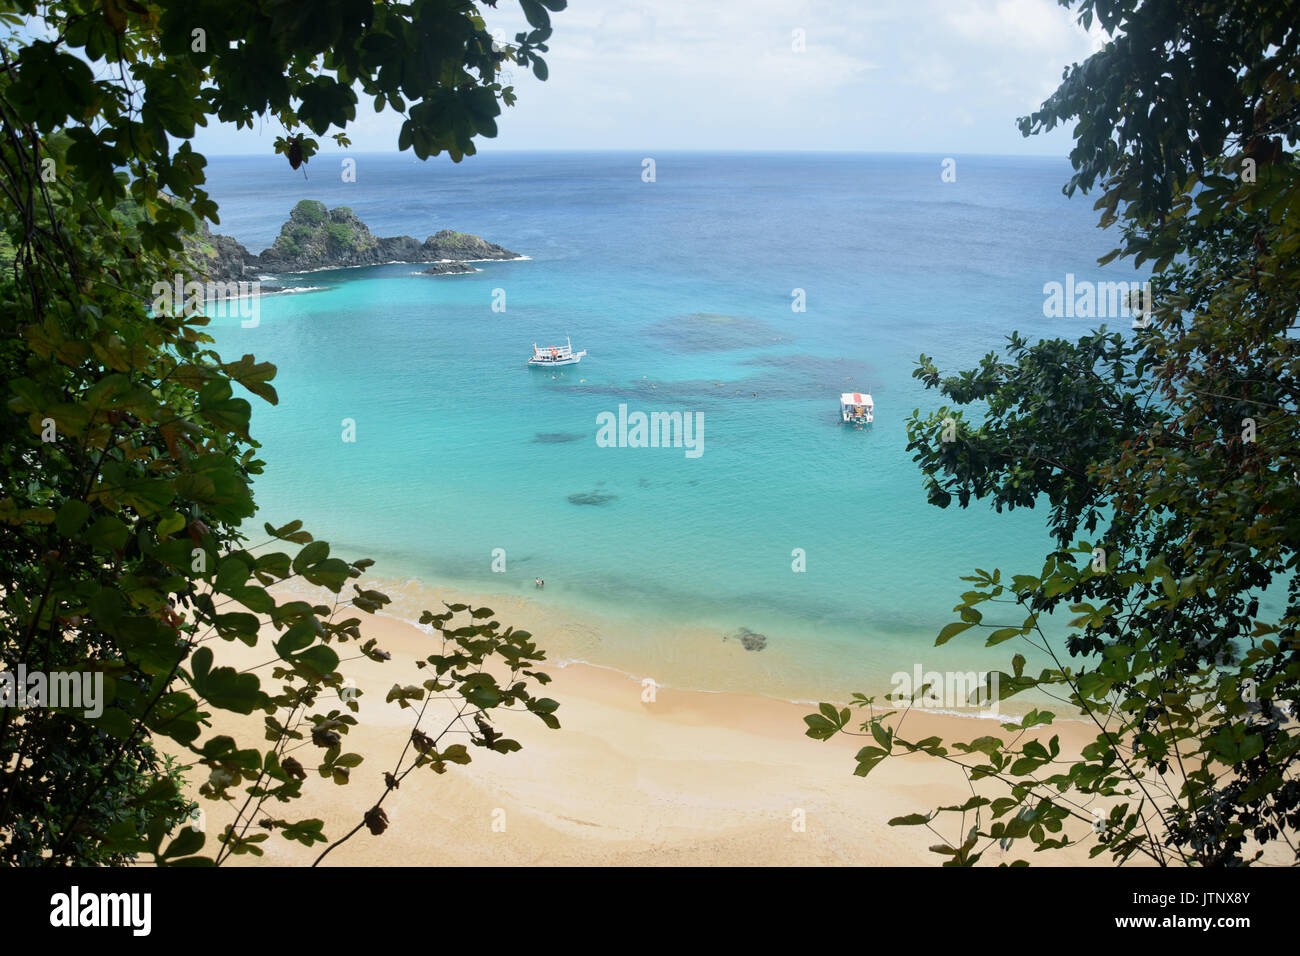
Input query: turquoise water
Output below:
<box><xmin>203</xmin><ymin>151</ymin><xmax>1143</xmax><ymax>700</ymax></box>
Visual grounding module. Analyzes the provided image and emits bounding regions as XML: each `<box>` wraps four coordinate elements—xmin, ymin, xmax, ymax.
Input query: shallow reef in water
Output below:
<box><xmin>567</xmin><ymin>491</ymin><xmax>618</xmax><ymax>506</ymax></box>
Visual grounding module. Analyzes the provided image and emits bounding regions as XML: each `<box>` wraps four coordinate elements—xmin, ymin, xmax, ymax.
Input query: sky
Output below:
<box><xmin>192</xmin><ymin>0</ymin><xmax>1109</xmax><ymax>157</ymax></box>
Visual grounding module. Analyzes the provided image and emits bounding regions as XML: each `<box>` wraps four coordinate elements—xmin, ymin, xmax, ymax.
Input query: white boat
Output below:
<box><xmin>528</xmin><ymin>337</ymin><xmax>587</xmax><ymax>367</ymax></box>
<box><xmin>840</xmin><ymin>391</ymin><xmax>873</xmax><ymax>425</ymax></box>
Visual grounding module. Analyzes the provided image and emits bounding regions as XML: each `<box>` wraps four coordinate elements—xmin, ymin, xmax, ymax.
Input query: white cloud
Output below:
<box><xmin>945</xmin><ymin>0</ymin><xmax>1082</xmax><ymax>50</ymax></box>
<box><xmin>195</xmin><ymin>0</ymin><xmax>1103</xmax><ymax>155</ymax></box>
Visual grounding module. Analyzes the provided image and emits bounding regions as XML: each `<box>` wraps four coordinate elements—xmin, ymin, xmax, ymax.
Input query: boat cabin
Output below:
<box><xmin>840</xmin><ymin>392</ymin><xmax>874</xmax><ymax>425</ymax></box>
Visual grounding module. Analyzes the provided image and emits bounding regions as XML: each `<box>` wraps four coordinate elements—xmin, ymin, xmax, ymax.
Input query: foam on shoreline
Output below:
<box><xmin>274</xmin><ymin>574</ymin><xmax>1072</xmax><ymax>724</ymax></box>
<box><xmin>257</xmin><ymin>254</ymin><xmax>529</xmax><ymax>277</ymax></box>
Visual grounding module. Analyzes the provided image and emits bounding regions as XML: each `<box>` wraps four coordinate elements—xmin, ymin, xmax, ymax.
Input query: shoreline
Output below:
<box><xmin>302</xmin><ymin>574</ymin><xmax>1075</xmax><ymax>721</ymax></box>
<box><xmin>197</xmin><ymin>255</ymin><xmax>530</xmax><ymax>299</ymax></box>
<box><xmin>384</xmin><ymin>608</ymin><xmax>1042</xmax><ymax>725</ymax></box>
<box><xmin>257</xmin><ymin>253</ymin><xmax>531</xmax><ymax>277</ymax></box>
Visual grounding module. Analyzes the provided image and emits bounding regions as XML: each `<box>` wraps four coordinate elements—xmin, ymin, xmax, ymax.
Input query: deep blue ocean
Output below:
<box><xmin>201</xmin><ymin>151</ymin><xmax>1146</xmax><ymax>701</ymax></box>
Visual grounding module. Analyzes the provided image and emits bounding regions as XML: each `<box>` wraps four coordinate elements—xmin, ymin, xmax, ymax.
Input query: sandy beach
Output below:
<box><xmin>185</xmin><ymin>585</ymin><xmax>1108</xmax><ymax>866</ymax></box>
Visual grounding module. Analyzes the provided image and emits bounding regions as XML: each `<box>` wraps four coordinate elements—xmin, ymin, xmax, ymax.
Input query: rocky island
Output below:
<box><xmin>421</xmin><ymin>261</ymin><xmax>476</xmax><ymax>275</ymax></box>
<box><xmin>187</xmin><ymin>199</ymin><xmax>519</xmax><ymax>281</ymax></box>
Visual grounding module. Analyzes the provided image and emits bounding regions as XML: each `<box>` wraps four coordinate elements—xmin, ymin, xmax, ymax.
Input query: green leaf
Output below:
<box><xmin>188</xmin><ymin>647</ymin><xmax>264</xmax><ymax>714</ymax></box>
<box><xmin>936</xmin><ymin>621</ymin><xmax>974</xmax><ymax>645</ymax></box>
<box><xmin>156</xmin><ymin>511</ymin><xmax>186</xmax><ymax>539</ymax></box>
<box><xmin>160</xmin><ymin>826</ymin><xmax>205</xmax><ymax>859</ymax></box>
<box><xmin>86</xmin><ymin>516</ymin><xmax>130</xmax><ymax>551</ymax></box>
<box><xmin>803</xmin><ymin>714</ymin><xmax>836</xmax><ymax>740</ymax></box>
<box><xmin>55</xmin><ymin>499</ymin><xmax>91</xmax><ymax>535</ymax></box>
<box><xmin>985</xmin><ymin>627</ymin><xmax>1021</xmax><ymax>646</ymax></box>
<box><xmin>870</xmin><ymin>722</ymin><xmax>892</xmax><ymax>751</ymax></box>
<box><xmin>889</xmin><ymin>813</ymin><xmax>934</xmax><ymax>826</ymax></box>
<box><xmin>292</xmin><ymin>539</ymin><xmax>329</xmax><ymax>573</ymax></box>
<box><xmin>291</xmin><ymin>644</ymin><xmax>340</xmax><ymax>678</ymax></box>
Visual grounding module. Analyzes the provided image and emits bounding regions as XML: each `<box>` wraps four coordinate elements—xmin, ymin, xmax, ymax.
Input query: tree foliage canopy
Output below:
<box><xmin>0</xmin><ymin>0</ymin><xmax>565</xmax><ymax>865</ymax></box>
<box><xmin>809</xmin><ymin>0</ymin><xmax>1299</xmax><ymax>866</ymax></box>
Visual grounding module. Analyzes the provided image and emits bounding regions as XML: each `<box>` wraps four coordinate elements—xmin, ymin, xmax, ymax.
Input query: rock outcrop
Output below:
<box><xmin>421</xmin><ymin>229</ymin><xmax>518</xmax><ymax>261</ymax></box>
<box><xmin>184</xmin><ymin>220</ymin><xmax>258</xmax><ymax>282</ymax></box>
<box><xmin>251</xmin><ymin>200</ymin><xmax>517</xmax><ymax>273</ymax></box>
<box><xmin>189</xmin><ymin>200</ymin><xmax>519</xmax><ymax>281</ymax></box>
<box><xmin>422</xmin><ymin>261</ymin><xmax>476</xmax><ymax>275</ymax></box>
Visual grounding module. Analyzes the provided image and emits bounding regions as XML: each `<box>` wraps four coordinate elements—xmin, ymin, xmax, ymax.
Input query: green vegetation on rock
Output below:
<box><xmin>292</xmin><ymin>199</ymin><xmax>328</xmax><ymax>224</ymax></box>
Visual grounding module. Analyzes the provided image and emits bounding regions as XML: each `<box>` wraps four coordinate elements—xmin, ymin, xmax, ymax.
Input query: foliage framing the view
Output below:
<box><xmin>807</xmin><ymin>0</ymin><xmax>1299</xmax><ymax>866</ymax></box>
<box><xmin>0</xmin><ymin>0</ymin><xmax>565</xmax><ymax>865</ymax></box>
